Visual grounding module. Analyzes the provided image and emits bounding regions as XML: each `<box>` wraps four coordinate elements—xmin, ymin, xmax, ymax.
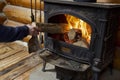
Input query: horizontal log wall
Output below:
<box><xmin>0</xmin><ymin>0</ymin><xmax>6</xmax><ymax>12</ymax></box>
<box><xmin>0</xmin><ymin>13</ymin><xmax>7</xmax><ymax>24</ymax></box>
<box><xmin>6</xmin><ymin>0</ymin><xmax>44</xmax><ymax>10</ymax></box>
<box><xmin>3</xmin><ymin>0</ymin><xmax>44</xmax><ymax>26</ymax></box>
<box><xmin>4</xmin><ymin>19</ymin><xmax>24</xmax><ymax>27</ymax></box>
<box><xmin>0</xmin><ymin>0</ymin><xmax>7</xmax><ymax>24</ymax></box>
<box><xmin>3</xmin><ymin>5</ymin><xmax>44</xmax><ymax>24</ymax></box>
<box><xmin>2</xmin><ymin>0</ymin><xmax>44</xmax><ymax>43</ymax></box>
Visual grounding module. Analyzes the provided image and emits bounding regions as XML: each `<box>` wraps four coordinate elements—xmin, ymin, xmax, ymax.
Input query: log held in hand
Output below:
<box><xmin>36</xmin><ymin>23</ymin><xmax>69</xmax><ymax>33</ymax></box>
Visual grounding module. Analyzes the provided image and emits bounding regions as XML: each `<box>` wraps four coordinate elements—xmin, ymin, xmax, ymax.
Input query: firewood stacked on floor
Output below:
<box><xmin>0</xmin><ymin>41</ymin><xmax>43</xmax><ymax>80</ymax></box>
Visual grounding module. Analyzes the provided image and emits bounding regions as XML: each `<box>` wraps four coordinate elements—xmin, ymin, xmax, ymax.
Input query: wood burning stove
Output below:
<box><xmin>39</xmin><ymin>0</ymin><xmax>120</xmax><ymax>80</ymax></box>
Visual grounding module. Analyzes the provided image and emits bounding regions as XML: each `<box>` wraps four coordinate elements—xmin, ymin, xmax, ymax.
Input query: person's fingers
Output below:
<box><xmin>31</xmin><ymin>22</ymin><xmax>36</xmax><ymax>27</ymax></box>
<box><xmin>26</xmin><ymin>22</ymin><xmax>41</xmax><ymax>35</ymax></box>
<box><xmin>33</xmin><ymin>27</ymin><xmax>41</xmax><ymax>32</ymax></box>
<box><xmin>31</xmin><ymin>28</ymin><xmax>40</xmax><ymax>35</ymax></box>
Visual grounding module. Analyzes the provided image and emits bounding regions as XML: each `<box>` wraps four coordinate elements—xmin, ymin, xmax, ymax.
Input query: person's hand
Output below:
<box><xmin>26</xmin><ymin>22</ymin><xmax>40</xmax><ymax>36</ymax></box>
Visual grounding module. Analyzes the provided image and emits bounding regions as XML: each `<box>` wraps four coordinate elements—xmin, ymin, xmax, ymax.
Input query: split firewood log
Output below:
<box><xmin>73</xmin><ymin>39</ymin><xmax>89</xmax><ymax>48</ymax></box>
<box><xmin>64</xmin><ymin>29</ymin><xmax>89</xmax><ymax>48</ymax></box>
<box><xmin>36</xmin><ymin>23</ymin><xmax>69</xmax><ymax>33</ymax></box>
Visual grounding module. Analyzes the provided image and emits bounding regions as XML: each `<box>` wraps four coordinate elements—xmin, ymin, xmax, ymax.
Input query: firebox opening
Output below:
<box><xmin>48</xmin><ymin>14</ymin><xmax>92</xmax><ymax>48</ymax></box>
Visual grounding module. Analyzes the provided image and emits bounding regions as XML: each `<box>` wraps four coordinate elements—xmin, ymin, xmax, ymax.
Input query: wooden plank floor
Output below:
<box><xmin>0</xmin><ymin>41</ymin><xmax>43</xmax><ymax>80</ymax></box>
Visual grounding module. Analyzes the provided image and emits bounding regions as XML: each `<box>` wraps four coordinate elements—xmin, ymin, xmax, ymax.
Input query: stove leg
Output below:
<box><xmin>92</xmin><ymin>71</ymin><xmax>99</xmax><ymax>80</ymax></box>
<box><xmin>92</xmin><ymin>66</ymin><xmax>100</xmax><ymax>80</ymax></box>
<box><xmin>42</xmin><ymin>60</ymin><xmax>47</xmax><ymax>72</ymax></box>
<box><xmin>109</xmin><ymin>61</ymin><xmax>113</xmax><ymax>75</ymax></box>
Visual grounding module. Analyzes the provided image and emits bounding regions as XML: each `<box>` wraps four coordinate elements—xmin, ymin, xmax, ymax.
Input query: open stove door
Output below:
<box><xmin>37</xmin><ymin>49</ymin><xmax>90</xmax><ymax>72</ymax></box>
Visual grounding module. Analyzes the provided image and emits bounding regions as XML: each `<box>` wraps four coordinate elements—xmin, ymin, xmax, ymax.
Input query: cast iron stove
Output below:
<box><xmin>38</xmin><ymin>0</ymin><xmax>120</xmax><ymax>80</ymax></box>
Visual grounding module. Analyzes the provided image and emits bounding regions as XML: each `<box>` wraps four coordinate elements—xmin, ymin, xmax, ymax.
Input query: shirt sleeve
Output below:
<box><xmin>0</xmin><ymin>24</ymin><xmax>29</xmax><ymax>42</ymax></box>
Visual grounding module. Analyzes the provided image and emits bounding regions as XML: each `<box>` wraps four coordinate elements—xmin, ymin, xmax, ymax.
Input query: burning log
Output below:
<box><xmin>73</xmin><ymin>39</ymin><xmax>89</xmax><ymax>48</ymax></box>
<box><xmin>64</xmin><ymin>29</ymin><xmax>89</xmax><ymax>48</ymax></box>
<box><xmin>36</xmin><ymin>23</ymin><xmax>89</xmax><ymax>48</ymax></box>
<box><xmin>36</xmin><ymin>23</ymin><xmax>69</xmax><ymax>34</ymax></box>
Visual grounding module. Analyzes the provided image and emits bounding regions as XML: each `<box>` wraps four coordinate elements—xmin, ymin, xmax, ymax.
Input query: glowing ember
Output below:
<box><xmin>65</xmin><ymin>14</ymin><xmax>92</xmax><ymax>44</ymax></box>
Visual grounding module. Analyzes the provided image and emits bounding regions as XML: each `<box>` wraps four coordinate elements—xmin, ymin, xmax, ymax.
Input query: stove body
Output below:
<box><xmin>41</xmin><ymin>0</ymin><xmax>120</xmax><ymax>80</ymax></box>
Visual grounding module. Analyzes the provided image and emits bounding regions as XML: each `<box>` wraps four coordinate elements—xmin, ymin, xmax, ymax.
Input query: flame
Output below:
<box><xmin>65</xmin><ymin>14</ymin><xmax>91</xmax><ymax>44</ymax></box>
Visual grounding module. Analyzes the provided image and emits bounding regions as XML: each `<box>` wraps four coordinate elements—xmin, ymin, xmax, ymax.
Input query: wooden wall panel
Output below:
<box><xmin>3</xmin><ymin>5</ymin><xmax>44</xmax><ymax>24</ymax></box>
<box><xmin>0</xmin><ymin>0</ymin><xmax>6</xmax><ymax>12</ymax></box>
<box><xmin>6</xmin><ymin>0</ymin><xmax>44</xmax><ymax>10</ymax></box>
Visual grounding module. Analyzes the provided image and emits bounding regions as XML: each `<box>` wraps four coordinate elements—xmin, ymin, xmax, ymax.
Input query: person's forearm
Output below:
<box><xmin>0</xmin><ymin>25</ymin><xmax>29</xmax><ymax>42</ymax></box>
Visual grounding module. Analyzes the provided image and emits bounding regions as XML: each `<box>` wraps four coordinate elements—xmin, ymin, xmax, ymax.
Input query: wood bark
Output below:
<box><xmin>6</xmin><ymin>0</ymin><xmax>44</xmax><ymax>10</ymax></box>
<box><xmin>0</xmin><ymin>0</ymin><xmax>6</xmax><ymax>12</ymax></box>
<box><xmin>3</xmin><ymin>5</ymin><xmax>44</xmax><ymax>24</ymax></box>
<box><xmin>36</xmin><ymin>23</ymin><xmax>69</xmax><ymax>33</ymax></box>
<box><xmin>0</xmin><ymin>13</ymin><xmax>7</xmax><ymax>24</ymax></box>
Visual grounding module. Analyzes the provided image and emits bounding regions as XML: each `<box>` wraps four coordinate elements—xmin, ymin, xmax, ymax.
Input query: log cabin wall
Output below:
<box><xmin>1</xmin><ymin>0</ymin><xmax>44</xmax><ymax>42</ymax></box>
<box><xmin>3</xmin><ymin>0</ymin><xmax>44</xmax><ymax>27</ymax></box>
<box><xmin>0</xmin><ymin>0</ymin><xmax>7</xmax><ymax>24</ymax></box>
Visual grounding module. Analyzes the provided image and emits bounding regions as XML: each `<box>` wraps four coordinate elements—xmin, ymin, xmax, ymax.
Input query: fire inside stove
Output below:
<box><xmin>48</xmin><ymin>14</ymin><xmax>92</xmax><ymax>49</ymax></box>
